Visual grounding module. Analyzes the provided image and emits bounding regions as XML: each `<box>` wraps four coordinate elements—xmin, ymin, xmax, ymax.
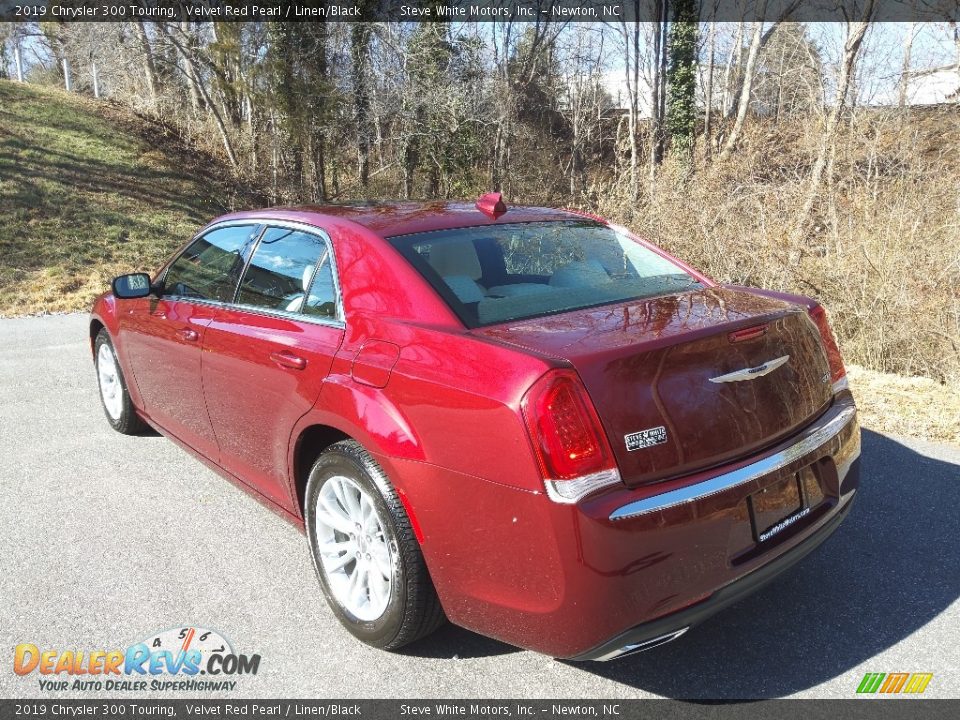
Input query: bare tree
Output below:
<box><xmin>558</xmin><ymin>26</ymin><xmax>608</xmax><ymax>199</ymax></box>
<box><xmin>156</xmin><ymin>22</ymin><xmax>238</xmax><ymax>169</ymax></box>
<box><xmin>616</xmin><ymin>13</ymin><xmax>645</xmax><ymax>202</ymax></box>
<box><xmin>795</xmin><ymin>0</ymin><xmax>877</xmax><ymax>235</ymax></box>
<box><xmin>702</xmin><ymin>17</ymin><xmax>717</xmax><ymax>162</ymax></box>
<box><xmin>718</xmin><ymin>0</ymin><xmax>801</xmax><ymax>159</ymax></box>
<box><xmin>352</xmin><ymin>22</ymin><xmax>373</xmax><ymax>189</ymax></box>
<box><xmin>489</xmin><ymin>17</ymin><xmax>565</xmax><ymax>193</ymax></box>
<box><xmin>649</xmin><ymin>3</ymin><xmax>669</xmax><ymax>177</ymax></box>
<box><xmin>132</xmin><ymin>21</ymin><xmax>159</xmax><ymax>110</ymax></box>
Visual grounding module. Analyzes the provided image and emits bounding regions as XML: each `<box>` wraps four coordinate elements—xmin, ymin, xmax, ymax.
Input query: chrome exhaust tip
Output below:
<box><xmin>593</xmin><ymin>627</ymin><xmax>689</xmax><ymax>661</ymax></box>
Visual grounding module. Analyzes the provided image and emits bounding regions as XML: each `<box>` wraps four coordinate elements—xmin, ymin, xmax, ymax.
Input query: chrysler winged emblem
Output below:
<box><xmin>709</xmin><ymin>355</ymin><xmax>790</xmax><ymax>383</ymax></box>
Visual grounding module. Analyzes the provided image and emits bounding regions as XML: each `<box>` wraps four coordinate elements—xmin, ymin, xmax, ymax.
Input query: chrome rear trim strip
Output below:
<box><xmin>609</xmin><ymin>401</ymin><xmax>857</xmax><ymax>522</ymax></box>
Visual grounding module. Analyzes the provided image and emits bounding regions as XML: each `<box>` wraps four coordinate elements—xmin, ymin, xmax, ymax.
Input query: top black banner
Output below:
<box><xmin>1</xmin><ymin>0</ymin><xmax>958</xmax><ymax>23</ymax></box>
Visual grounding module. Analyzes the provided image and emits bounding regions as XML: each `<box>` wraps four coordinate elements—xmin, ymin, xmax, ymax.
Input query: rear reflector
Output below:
<box><xmin>521</xmin><ymin>370</ymin><xmax>621</xmax><ymax>503</ymax></box>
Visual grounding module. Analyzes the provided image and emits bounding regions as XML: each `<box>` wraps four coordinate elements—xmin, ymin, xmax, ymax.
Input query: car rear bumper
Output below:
<box><xmin>391</xmin><ymin>391</ymin><xmax>860</xmax><ymax>659</ymax></box>
<box><xmin>571</xmin><ymin>489</ymin><xmax>857</xmax><ymax>661</ymax></box>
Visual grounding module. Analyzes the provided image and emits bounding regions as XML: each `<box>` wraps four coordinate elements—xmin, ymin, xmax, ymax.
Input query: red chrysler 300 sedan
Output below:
<box><xmin>90</xmin><ymin>194</ymin><xmax>860</xmax><ymax>661</ymax></box>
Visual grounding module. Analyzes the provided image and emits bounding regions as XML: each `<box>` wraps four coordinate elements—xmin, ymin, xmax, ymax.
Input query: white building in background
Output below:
<box><xmin>598</xmin><ymin>68</ymin><xmax>724</xmax><ymax>118</ymax></box>
<box><xmin>898</xmin><ymin>66</ymin><xmax>960</xmax><ymax>105</ymax></box>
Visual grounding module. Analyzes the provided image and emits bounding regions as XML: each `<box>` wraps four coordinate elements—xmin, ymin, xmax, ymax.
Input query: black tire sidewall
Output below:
<box><xmin>304</xmin><ymin>449</ymin><xmax>409</xmax><ymax>648</ymax></box>
<box><xmin>94</xmin><ymin>329</ymin><xmax>146</xmax><ymax>435</ymax></box>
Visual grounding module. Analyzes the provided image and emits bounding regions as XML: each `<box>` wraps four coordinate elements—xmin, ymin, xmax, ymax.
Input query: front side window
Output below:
<box><xmin>236</xmin><ymin>227</ymin><xmax>338</xmax><ymax>320</ymax></box>
<box><xmin>163</xmin><ymin>225</ymin><xmax>259</xmax><ymax>302</ymax></box>
<box><xmin>389</xmin><ymin>221</ymin><xmax>702</xmax><ymax>327</ymax></box>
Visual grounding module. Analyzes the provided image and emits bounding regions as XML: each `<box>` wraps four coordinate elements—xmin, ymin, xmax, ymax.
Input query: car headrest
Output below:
<box><xmin>429</xmin><ymin>240</ymin><xmax>482</xmax><ymax>281</ymax></box>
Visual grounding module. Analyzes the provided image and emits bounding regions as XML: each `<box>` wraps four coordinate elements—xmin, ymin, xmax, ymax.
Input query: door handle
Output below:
<box><xmin>270</xmin><ymin>351</ymin><xmax>307</xmax><ymax>370</ymax></box>
<box><xmin>177</xmin><ymin>328</ymin><xmax>199</xmax><ymax>342</ymax></box>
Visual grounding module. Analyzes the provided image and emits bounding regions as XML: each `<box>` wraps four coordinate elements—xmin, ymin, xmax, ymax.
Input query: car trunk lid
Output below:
<box><xmin>474</xmin><ymin>287</ymin><xmax>833</xmax><ymax>487</ymax></box>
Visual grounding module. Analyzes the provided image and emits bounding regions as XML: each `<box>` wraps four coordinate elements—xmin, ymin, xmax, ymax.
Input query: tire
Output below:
<box><xmin>304</xmin><ymin>440</ymin><xmax>445</xmax><ymax>650</ymax></box>
<box><xmin>94</xmin><ymin>329</ymin><xmax>147</xmax><ymax>435</ymax></box>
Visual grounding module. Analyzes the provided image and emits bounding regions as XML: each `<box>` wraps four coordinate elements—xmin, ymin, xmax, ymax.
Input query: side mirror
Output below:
<box><xmin>112</xmin><ymin>273</ymin><xmax>154</xmax><ymax>299</ymax></box>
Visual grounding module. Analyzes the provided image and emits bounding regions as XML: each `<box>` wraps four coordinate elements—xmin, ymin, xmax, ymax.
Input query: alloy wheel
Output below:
<box><xmin>313</xmin><ymin>475</ymin><xmax>393</xmax><ymax>621</ymax></box>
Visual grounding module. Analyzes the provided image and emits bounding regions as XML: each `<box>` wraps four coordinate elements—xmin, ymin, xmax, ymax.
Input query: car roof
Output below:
<box><xmin>215</xmin><ymin>201</ymin><xmax>590</xmax><ymax>239</ymax></box>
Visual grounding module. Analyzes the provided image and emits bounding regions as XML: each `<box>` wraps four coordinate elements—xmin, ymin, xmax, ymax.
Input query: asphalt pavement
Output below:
<box><xmin>1</xmin><ymin>313</ymin><xmax>958</xmax><ymax>699</ymax></box>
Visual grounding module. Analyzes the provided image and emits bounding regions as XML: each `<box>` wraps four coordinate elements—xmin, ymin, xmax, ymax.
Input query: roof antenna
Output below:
<box><xmin>475</xmin><ymin>192</ymin><xmax>507</xmax><ymax>218</ymax></box>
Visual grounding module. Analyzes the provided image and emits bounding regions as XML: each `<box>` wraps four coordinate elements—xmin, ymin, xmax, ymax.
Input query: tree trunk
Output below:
<box><xmin>703</xmin><ymin>21</ymin><xmax>716</xmax><ymax>163</ymax></box>
<box><xmin>722</xmin><ymin>14</ymin><xmax>745</xmax><ymax>118</ymax></box>
<box><xmin>352</xmin><ymin>24</ymin><xmax>372</xmax><ymax>189</ymax></box>
<box><xmin>620</xmin><ymin>16</ymin><xmax>642</xmax><ymax>202</ymax></box>
<box><xmin>795</xmin><ymin>2</ymin><xmax>875</xmax><ymax>236</ymax></box>
<box><xmin>62</xmin><ymin>58</ymin><xmax>72</xmax><ymax>92</ymax></box>
<box><xmin>311</xmin><ymin>132</ymin><xmax>327</xmax><ymax>202</ymax></box>
<box><xmin>14</xmin><ymin>44</ymin><xmax>24</xmax><ymax>82</ymax></box>
<box><xmin>132</xmin><ymin>21</ymin><xmax>159</xmax><ymax>110</ymax></box>
<box><xmin>899</xmin><ymin>22</ymin><xmax>916</xmax><ymax>107</ymax></box>
<box><xmin>649</xmin><ymin>5</ymin><xmax>669</xmax><ymax>178</ymax></box>
<box><xmin>719</xmin><ymin>8</ymin><xmax>768</xmax><ymax>161</ymax></box>
<box><xmin>403</xmin><ymin>140</ymin><xmax>416</xmax><ymax>199</ymax></box>
<box><xmin>159</xmin><ymin>24</ymin><xmax>238</xmax><ymax>169</ymax></box>
<box><xmin>178</xmin><ymin>22</ymin><xmax>201</xmax><ymax>112</ymax></box>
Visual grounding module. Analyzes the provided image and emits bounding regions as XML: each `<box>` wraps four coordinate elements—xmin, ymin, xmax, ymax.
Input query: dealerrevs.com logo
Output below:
<box><xmin>13</xmin><ymin>626</ymin><xmax>260</xmax><ymax>692</ymax></box>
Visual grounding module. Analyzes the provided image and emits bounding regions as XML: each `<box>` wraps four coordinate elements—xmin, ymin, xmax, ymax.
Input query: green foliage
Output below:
<box><xmin>666</xmin><ymin>0</ymin><xmax>698</xmax><ymax>165</ymax></box>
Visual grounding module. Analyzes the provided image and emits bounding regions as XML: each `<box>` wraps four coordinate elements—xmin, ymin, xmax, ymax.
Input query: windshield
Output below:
<box><xmin>389</xmin><ymin>220</ymin><xmax>702</xmax><ymax>328</ymax></box>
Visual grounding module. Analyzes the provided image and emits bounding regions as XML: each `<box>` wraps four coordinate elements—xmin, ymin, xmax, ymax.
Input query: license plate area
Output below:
<box><xmin>750</xmin><ymin>469</ymin><xmax>810</xmax><ymax>543</ymax></box>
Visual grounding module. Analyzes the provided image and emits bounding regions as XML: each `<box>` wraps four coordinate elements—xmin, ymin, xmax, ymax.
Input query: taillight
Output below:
<box><xmin>521</xmin><ymin>370</ymin><xmax>621</xmax><ymax>504</ymax></box>
<box><xmin>808</xmin><ymin>304</ymin><xmax>847</xmax><ymax>393</ymax></box>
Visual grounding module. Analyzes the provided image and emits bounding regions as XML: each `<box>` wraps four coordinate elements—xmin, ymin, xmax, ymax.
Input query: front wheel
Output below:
<box><xmin>94</xmin><ymin>329</ymin><xmax>147</xmax><ymax>435</ymax></box>
<box><xmin>304</xmin><ymin>440</ymin><xmax>445</xmax><ymax>649</ymax></box>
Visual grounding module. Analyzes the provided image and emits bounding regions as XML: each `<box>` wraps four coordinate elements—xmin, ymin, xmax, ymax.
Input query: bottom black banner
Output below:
<box><xmin>0</xmin><ymin>700</ymin><xmax>956</xmax><ymax>720</ymax></box>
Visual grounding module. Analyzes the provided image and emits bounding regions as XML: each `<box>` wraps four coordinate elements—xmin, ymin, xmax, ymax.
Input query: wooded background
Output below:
<box><xmin>1</xmin><ymin>12</ymin><xmax>958</xmax><ymax>385</ymax></box>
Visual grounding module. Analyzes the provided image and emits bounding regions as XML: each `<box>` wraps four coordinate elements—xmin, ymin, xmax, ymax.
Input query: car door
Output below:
<box><xmin>200</xmin><ymin>224</ymin><xmax>345</xmax><ymax>509</ymax></box>
<box><xmin>119</xmin><ymin>224</ymin><xmax>262</xmax><ymax>460</ymax></box>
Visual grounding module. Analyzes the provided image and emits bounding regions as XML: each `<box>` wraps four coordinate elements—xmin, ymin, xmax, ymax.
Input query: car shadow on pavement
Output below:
<box><xmin>398</xmin><ymin>620</ymin><xmax>521</xmax><ymax>660</ymax></box>
<box><xmin>568</xmin><ymin>429</ymin><xmax>960</xmax><ymax>698</ymax></box>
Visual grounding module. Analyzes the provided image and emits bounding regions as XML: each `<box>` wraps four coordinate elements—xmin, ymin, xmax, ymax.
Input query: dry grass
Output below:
<box><xmin>847</xmin><ymin>364</ymin><xmax>960</xmax><ymax>445</ymax></box>
<box><xmin>588</xmin><ymin>108</ymin><xmax>960</xmax><ymax>386</ymax></box>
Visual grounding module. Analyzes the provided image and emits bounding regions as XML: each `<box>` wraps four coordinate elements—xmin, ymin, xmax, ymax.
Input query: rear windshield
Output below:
<box><xmin>389</xmin><ymin>220</ymin><xmax>702</xmax><ymax>328</ymax></box>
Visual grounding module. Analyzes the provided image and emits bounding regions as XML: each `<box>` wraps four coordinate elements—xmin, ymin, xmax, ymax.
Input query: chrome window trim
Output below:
<box><xmin>158</xmin><ymin>220</ymin><xmax>263</xmax><ymax>298</ymax></box>
<box><xmin>608</xmin><ymin>400</ymin><xmax>858</xmax><ymax>522</ymax></box>
<box><xmin>158</xmin><ymin>218</ymin><xmax>346</xmax><ymax>330</ymax></box>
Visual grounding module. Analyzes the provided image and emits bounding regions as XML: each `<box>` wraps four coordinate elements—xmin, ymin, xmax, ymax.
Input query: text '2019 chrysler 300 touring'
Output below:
<box><xmin>90</xmin><ymin>193</ymin><xmax>860</xmax><ymax>661</ymax></box>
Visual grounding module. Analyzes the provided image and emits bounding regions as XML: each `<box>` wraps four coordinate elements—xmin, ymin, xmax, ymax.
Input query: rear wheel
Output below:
<box><xmin>304</xmin><ymin>440</ymin><xmax>445</xmax><ymax>649</ymax></box>
<box><xmin>94</xmin><ymin>329</ymin><xmax>147</xmax><ymax>435</ymax></box>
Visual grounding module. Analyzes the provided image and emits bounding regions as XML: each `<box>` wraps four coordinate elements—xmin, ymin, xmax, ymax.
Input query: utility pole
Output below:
<box><xmin>91</xmin><ymin>61</ymin><xmax>100</xmax><ymax>98</ymax></box>
<box><xmin>63</xmin><ymin>58</ymin><xmax>72</xmax><ymax>92</ymax></box>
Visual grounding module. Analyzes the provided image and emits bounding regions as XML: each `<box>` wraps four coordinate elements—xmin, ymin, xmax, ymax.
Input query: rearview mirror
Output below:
<box><xmin>112</xmin><ymin>273</ymin><xmax>153</xmax><ymax>299</ymax></box>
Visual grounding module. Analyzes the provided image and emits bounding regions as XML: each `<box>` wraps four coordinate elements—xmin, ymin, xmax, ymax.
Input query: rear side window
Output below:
<box><xmin>389</xmin><ymin>221</ymin><xmax>701</xmax><ymax>327</ymax></box>
<box><xmin>163</xmin><ymin>225</ymin><xmax>258</xmax><ymax>302</ymax></box>
<box><xmin>236</xmin><ymin>227</ymin><xmax>338</xmax><ymax>320</ymax></box>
